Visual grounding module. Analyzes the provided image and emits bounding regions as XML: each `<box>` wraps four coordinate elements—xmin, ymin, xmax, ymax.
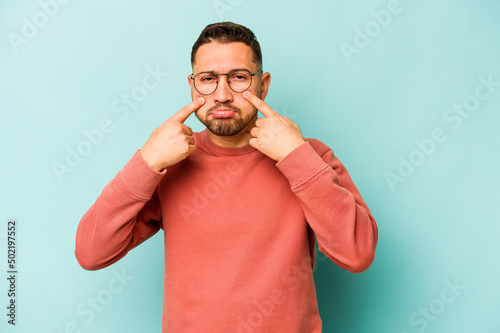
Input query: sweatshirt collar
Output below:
<box><xmin>197</xmin><ymin>129</ymin><xmax>257</xmax><ymax>156</ymax></box>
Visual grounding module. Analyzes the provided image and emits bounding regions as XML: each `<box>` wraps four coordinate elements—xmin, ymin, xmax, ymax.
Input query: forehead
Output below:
<box><xmin>193</xmin><ymin>41</ymin><xmax>256</xmax><ymax>73</ymax></box>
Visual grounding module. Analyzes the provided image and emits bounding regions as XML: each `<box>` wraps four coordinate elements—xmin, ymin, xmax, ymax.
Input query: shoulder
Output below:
<box><xmin>305</xmin><ymin>138</ymin><xmax>334</xmax><ymax>157</ymax></box>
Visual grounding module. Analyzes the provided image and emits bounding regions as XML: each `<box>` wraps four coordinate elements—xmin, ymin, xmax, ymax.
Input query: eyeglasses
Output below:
<box><xmin>190</xmin><ymin>69</ymin><xmax>263</xmax><ymax>96</ymax></box>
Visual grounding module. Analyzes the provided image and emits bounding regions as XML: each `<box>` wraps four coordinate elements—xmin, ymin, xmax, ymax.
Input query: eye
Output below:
<box><xmin>230</xmin><ymin>72</ymin><xmax>249</xmax><ymax>81</ymax></box>
<box><xmin>199</xmin><ymin>74</ymin><xmax>216</xmax><ymax>83</ymax></box>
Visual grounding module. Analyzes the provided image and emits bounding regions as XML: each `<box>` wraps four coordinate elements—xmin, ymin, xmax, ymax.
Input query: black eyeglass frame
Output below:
<box><xmin>189</xmin><ymin>69</ymin><xmax>263</xmax><ymax>96</ymax></box>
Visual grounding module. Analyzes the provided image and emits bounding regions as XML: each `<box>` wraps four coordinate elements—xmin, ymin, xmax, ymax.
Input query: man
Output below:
<box><xmin>75</xmin><ymin>22</ymin><xmax>378</xmax><ymax>332</ymax></box>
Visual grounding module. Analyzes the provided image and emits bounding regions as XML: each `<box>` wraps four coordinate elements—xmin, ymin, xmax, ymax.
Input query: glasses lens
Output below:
<box><xmin>193</xmin><ymin>70</ymin><xmax>255</xmax><ymax>95</ymax></box>
<box><xmin>194</xmin><ymin>73</ymin><xmax>217</xmax><ymax>95</ymax></box>
<box><xmin>228</xmin><ymin>70</ymin><xmax>252</xmax><ymax>93</ymax></box>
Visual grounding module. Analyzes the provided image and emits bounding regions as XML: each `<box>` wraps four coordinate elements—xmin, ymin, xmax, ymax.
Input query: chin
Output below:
<box><xmin>206</xmin><ymin>119</ymin><xmax>246</xmax><ymax>136</ymax></box>
<box><xmin>196</xmin><ymin>110</ymin><xmax>257</xmax><ymax>136</ymax></box>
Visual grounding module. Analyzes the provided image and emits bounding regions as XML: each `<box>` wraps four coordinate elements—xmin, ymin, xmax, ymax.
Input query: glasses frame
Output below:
<box><xmin>190</xmin><ymin>69</ymin><xmax>263</xmax><ymax>96</ymax></box>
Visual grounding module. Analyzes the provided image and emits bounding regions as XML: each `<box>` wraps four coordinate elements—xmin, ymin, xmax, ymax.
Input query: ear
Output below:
<box><xmin>260</xmin><ymin>72</ymin><xmax>271</xmax><ymax>101</ymax></box>
<box><xmin>188</xmin><ymin>74</ymin><xmax>194</xmax><ymax>88</ymax></box>
<box><xmin>188</xmin><ymin>74</ymin><xmax>195</xmax><ymax>100</ymax></box>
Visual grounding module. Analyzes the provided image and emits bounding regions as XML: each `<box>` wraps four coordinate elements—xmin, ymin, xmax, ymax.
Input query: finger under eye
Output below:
<box><xmin>243</xmin><ymin>91</ymin><xmax>278</xmax><ymax>118</ymax></box>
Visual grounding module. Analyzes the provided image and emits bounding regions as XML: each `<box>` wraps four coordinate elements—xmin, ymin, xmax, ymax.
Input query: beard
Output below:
<box><xmin>196</xmin><ymin>102</ymin><xmax>257</xmax><ymax>136</ymax></box>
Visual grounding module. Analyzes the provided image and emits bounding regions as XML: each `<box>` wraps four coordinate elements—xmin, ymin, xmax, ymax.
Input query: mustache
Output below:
<box><xmin>207</xmin><ymin>103</ymin><xmax>241</xmax><ymax>114</ymax></box>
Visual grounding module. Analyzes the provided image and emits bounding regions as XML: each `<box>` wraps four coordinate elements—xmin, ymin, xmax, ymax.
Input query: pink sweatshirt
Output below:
<box><xmin>75</xmin><ymin>129</ymin><xmax>378</xmax><ymax>332</ymax></box>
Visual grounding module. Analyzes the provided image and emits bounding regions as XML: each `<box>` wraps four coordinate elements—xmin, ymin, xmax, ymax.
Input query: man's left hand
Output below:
<box><xmin>243</xmin><ymin>91</ymin><xmax>306</xmax><ymax>162</ymax></box>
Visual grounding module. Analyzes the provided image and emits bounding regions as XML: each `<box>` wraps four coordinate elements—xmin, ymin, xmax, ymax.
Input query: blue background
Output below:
<box><xmin>1</xmin><ymin>0</ymin><xmax>499</xmax><ymax>332</ymax></box>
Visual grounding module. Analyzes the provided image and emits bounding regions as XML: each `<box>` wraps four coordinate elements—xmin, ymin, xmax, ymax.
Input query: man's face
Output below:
<box><xmin>189</xmin><ymin>41</ymin><xmax>270</xmax><ymax>136</ymax></box>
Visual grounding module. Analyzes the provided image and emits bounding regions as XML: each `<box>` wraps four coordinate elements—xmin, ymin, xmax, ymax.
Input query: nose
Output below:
<box><xmin>212</xmin><ymin>75</ymin><xmax>233</xmax><ymax>103</ymax></box>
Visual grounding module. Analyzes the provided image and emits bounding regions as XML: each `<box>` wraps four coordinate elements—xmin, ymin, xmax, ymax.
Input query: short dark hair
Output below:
<box><xmin>191</xmin><ymin>22</ymin><xmax>262</xmax><ymax>69</ymax></box>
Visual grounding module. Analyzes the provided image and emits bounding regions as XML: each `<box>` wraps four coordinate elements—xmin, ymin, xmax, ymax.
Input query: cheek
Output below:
<box><xmin>190</xmin><ymin>85</ymin><xmax>206</xmax><ymax>101</ymax></box>
<box><xmin>255</xmin><ymin>86</ymin><xmax>262</xmax><ymax>97</ymax></box>
<box><xmin>236</xmin><ymin>96</ymin><xmax>256</xmax><ymax>113</ymax></box>
<box><xmin>196</xmin><ymin>103</ymin><xmax>211</xmax><ymax>117</ymax></box>
<box><xmin>249</xmin><ymin>81</ymin><xmax>262</xmax><ymax>97</ymax></box>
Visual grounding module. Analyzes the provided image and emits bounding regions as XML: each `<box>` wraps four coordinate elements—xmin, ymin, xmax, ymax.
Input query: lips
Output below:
<box><xmin>211</xmin><ymin>109</ymin><xmax>235</xmax><ymax>118</ymax></box>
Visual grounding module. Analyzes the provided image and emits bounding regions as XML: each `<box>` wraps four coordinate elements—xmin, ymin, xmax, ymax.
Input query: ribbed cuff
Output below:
<box><xmin>116</xmin><ymin>150</ymin><xmax>166</xmax><ymax>199</ymax></box>
<box><xmin>276</xmin><ymin>142</ymin><xmax>329</xmax><ymax>190</ymax></box>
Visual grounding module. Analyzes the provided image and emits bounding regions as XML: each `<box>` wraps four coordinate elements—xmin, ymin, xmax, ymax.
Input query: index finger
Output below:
<box><xmin>170</xmin><ymin>97</ymin><xmax>205</xmax><ymax>123</ymax></box>
<box><xmin>243</xmin><ymin>91</ymin><xmax>279</xmax><ymax>118</ymax></box>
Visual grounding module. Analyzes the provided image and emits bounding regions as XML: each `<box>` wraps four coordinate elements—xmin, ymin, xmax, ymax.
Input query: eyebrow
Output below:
<box><xmin>196</xmin><ymin>68</ymin><xmax>251</xmax><ymax>74</ymax></box>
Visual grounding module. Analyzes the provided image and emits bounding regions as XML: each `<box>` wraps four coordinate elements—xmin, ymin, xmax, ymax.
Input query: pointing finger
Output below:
<box><xmin>170</xmin><ymin>97</ymin><xmax>205</xmax><ymax>123</ymax></box>
<box><xmin>243</xmin><ymin>91</ymin><xmax>279</xmax><ymax>118</ymax></box>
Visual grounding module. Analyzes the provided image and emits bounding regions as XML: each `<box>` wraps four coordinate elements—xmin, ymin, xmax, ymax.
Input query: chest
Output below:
<box><xmin>157</xmin><ymin>153</ymin><xmax>307</xmax><ymax>248</ymax></box>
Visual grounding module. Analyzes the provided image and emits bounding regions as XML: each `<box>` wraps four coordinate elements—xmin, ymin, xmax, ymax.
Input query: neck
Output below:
<box><xmin>206</xmin><ymin>115</ymin><xmax>258</xmax><ymax>148</ymax></box>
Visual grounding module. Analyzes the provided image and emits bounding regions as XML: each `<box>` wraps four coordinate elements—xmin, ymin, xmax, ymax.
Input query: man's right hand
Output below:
<box><xmin>139</xmin><ymin>97</ymin><xmax>205</xmax><ymax>172</ymax></box>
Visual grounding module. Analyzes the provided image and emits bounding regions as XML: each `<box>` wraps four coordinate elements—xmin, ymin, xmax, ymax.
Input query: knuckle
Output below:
<box><xmin>179</xmin><ymin>143</ymin><xmax>190</xmax><ymax>155</ymax></box>
<box><xmin>249</xmin><ymin>138</ymin><xmax>258</xmax><ymax>148</ymax></box>
<box><xmin>172</xmin><ymin>125</ymin><xmax>183</xmax><ymax>134</ymax></box>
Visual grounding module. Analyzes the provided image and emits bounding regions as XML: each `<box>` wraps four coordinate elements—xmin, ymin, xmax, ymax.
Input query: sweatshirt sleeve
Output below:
<box><xmin>276</xmin><ymin>140</ymin><xmax>378</xmax><ymax>273</ymax></box>
<box><xmin>75</xmin><ymin>150</ymin><xmax>165</xmax><ymax>271</ymax></box>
